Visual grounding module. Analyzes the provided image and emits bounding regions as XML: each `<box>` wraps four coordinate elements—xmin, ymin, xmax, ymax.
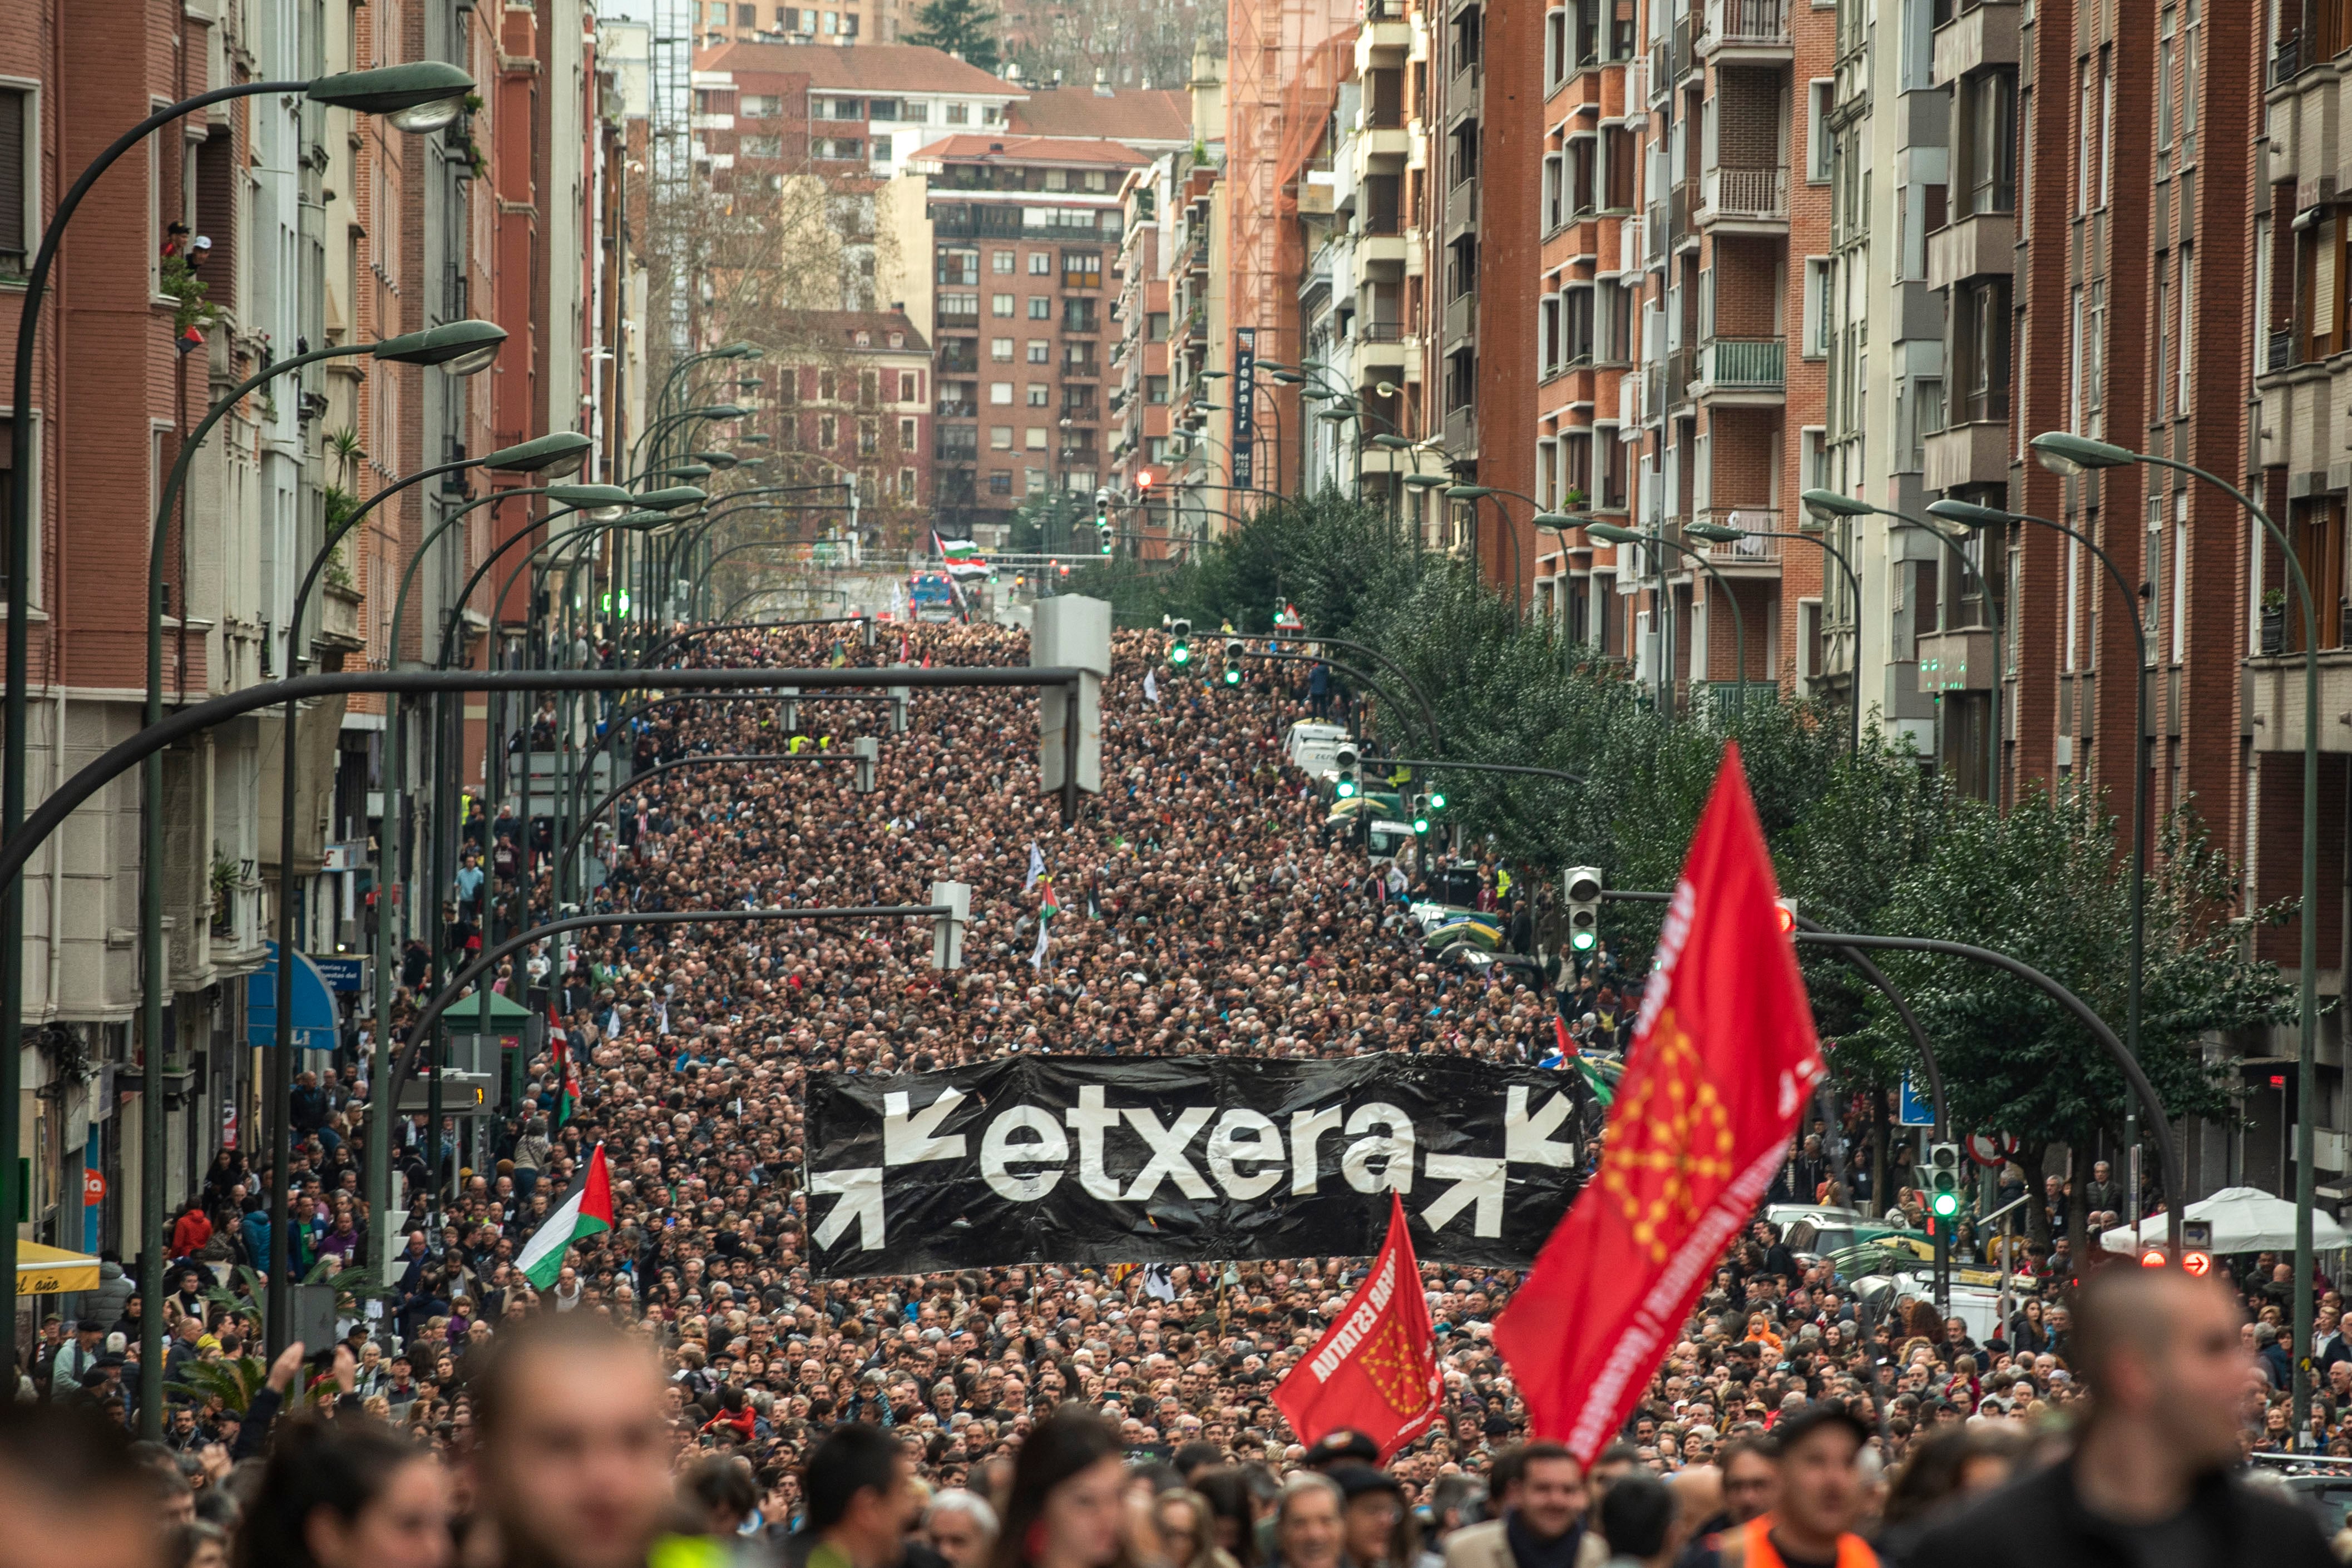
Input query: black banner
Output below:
<box><xmin>1232</xmin><ymin>327</ymin><xmax>1257</xmax><ymax>490</ymax></box>
<box><xmin>803</xmin><ymin>1055</ymin><xmax>1596</xmax><ymax>1276</ymax></box>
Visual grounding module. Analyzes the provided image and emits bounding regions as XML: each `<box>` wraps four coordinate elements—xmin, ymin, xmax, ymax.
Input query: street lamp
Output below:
<box><xmin>130</xmin><ymin>314</ymin><xmax>510</xmax><ymax>1432</ymax></box>
<box><xmin>262</xmin><ymin>430</ymin><xmax>587</xmax><ymax>1351</ymax></box>
<box><xmin>4</xmin><ymin>56</ymin><xmax>481</xmax><ymax>1316</ymax></box>
<box><xmin>2027</xmin><ymin>426</ymin><xmax>2324</xmax><ymax>1414</ymax></box>
<box><xmin>1687</xmin><ymin>515</ymin><xmax>1865</xmax><ymax>755</ymax></box>
<box><xmin>1586</xmin><ymin>521</ymin><xmax>1750</xmax><ymax>715</ymax></box>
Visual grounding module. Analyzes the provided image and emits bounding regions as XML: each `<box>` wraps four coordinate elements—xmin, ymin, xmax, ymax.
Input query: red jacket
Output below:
<box><xmin>171</xmin><ymin>1211</ymin><xmax>212</xmax><ymax>1258</ymax></box>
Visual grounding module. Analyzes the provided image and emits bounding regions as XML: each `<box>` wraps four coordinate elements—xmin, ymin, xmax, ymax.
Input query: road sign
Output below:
<box><xmin>1965</xmin><ymin>1131</ymin><xmax>2019</xmax><ymax>1168</ymax></box>
<box><xmin>1897</xmin><ymin>1075</ymin><xmax>1934</xmax><ymax>1127</ymax></box>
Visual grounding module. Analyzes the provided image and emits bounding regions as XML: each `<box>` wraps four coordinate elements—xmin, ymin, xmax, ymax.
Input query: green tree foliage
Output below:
<box><xmin>905</xmin><ymin>0</ymin><xmax>1003</xmax><ymax>70</ymax></box>
<box><xmin>1070</xmin><ymin>491</ymin><xmax>2291</xmax><ymax>1151</ymax></box>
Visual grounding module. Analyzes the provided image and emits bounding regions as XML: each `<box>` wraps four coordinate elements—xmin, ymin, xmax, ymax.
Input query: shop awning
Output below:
<box><xmin>245</xmin><ymin>941</ymin><xmax>339</xmax><ymax>1050</ymax></box>
<box><xmin>17</xmin><ymin>1240</ymin><xmax>101</xmax><ymax>1295</ymax></box>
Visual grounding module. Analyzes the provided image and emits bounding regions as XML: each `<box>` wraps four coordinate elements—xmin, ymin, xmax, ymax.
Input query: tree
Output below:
<box><xmin>905</xmin><ymin>0</ymin><xmax>1003</xmax><ymax>71</ymax></box>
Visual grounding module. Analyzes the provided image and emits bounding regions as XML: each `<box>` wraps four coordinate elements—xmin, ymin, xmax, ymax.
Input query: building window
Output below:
<box><xmin>1953</xmin><ymin>277</ymin><xmax>2011</xmax><ymax>424</ymax></box>
<box><xmin>989</xmin><ymin>471</ymin><xmax>1012</xmax><ymax>493</ymax></box>
<box><xmin>990</xmin><ymin>382</ymin><xmax>1014</xmax><ymax>404</ymax></box>
<box><xmin>992</xmin><ymin>250</ymin><xmax>1015</xmax><ymax>273</ymax></box>
<box><xmin>1956</xmin><ymin>68</ymin><xmax>2017</xmax><ymax>216</ymax></box>
<box><xmin>1027</xmin><ymin>340</ymin><xmax>1050</xmax><ymax>363</ymax></box>
<box><xmin>992</xmin><ymin>292</ymin><xmax>1015</xmax><ymax>316</ymax></box>
<box><xmin>1029</xmin><ymin>251</ymin><xmax>1052</xmax><ymax>274</ymax></box>
<box><xmin>991</xmin><ymin>337</ymin><xmax>1015</xmax><ymax>361</ymax></box>
<box><xmin>948</xmin><ymin>103</ymin><xmax>971</xmax><ymax>125</ymax></box>
<box><xmin>1026</xmin><ymin>427</ymin><xmax>1048</xmax><ymax>450</ymax></box>
<box><xmin>991</xmin><ymin>426</ymin><xmax>1014</xmax><ymax>449</ymax></box>
<box><xmin>1028</xmin><ymin>296</ymin><xmax>1051</xmax><ymax>319</ymax></box>
<box><xmin>1063</xmin><ymin>251</ymin><xmax>1104</xmax><ymax>290</ymax></box>
<box><xmin>859</xmin><ymin>418</ymin><xmax>879</xmax><ymax>455</ymax></box>
<box><xmin>900</xmin><ymin>468</ymin><xmax>917</xmax><ymax>498</ymax></box>
<box><xmin>821</xmin><ymin>414</ymin><xmax>838</xmax><ymax>447</ymax></box>
<box><xmin>1806</xmin><ymin>81</ymin><xmax>1833</xmax><ymax>183</ymax></box>
<box><xmin>901</xmin><ymin>417</ymin><xmax>917</xmax><ymax>446</ymax></box>
<box><xmin>1147</xmin><ymin>375</ymin><xmax>1169</xmax><ymax>404</ymax></box>
<box><xmin>2176</xmin><ymin>246</ymin><xmax>2194</xmax><ymax>414</ymax></box>
<box><xmin>1148</xmin><ymin>312</ymin><xmax>1170</xmax><ymax>340</ymax></box>
<box><xmin>1027</xmin><ymin>384</ymin><xmax>1050</xmax><ymax>406</ymax></box>
<box><xmin>740</xmin><ymin>134</ymin><xmax>782</xmax><ymax>157</ymax></box>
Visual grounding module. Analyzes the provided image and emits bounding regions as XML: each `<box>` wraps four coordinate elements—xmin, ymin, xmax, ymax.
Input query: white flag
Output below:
<box><xmin>1025</xmin><ymin>842</ymin><xmax>1045</xmax><ymax>894</ymax></box>
<box><xmin>1030</xmin><ymin>914</ymin><xmax>1050</xmax><ymax>971</ymax></box>
<box><xmin>1144</xmin><ymin>669</ymin><xmax>1160</xmax><ymax>705</ymax></box>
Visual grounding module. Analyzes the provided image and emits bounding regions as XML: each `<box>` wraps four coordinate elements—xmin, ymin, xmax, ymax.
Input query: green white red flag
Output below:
<box><xmin>518</xmin><ymin>1143</ymin><xmax>614</xmax><ymax>1289</ymax></box>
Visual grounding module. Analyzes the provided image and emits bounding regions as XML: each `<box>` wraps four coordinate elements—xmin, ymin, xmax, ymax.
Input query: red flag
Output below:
<box><xmin>1494</xmin><ymin>743</ymin><xmax>1822</xmax><ymax>1460</ymax></box>
<box><xmin>1273</xmin><ymin>1193</ymin><xmax>1444</xmax><ymax>1460</ymax></box>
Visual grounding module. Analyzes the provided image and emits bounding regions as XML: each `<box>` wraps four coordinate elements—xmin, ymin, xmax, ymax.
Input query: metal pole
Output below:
<box><xmin>2134</xmin><ymin>452</ymin><xmax>2320</xmax><ymax>1413</ymax></box>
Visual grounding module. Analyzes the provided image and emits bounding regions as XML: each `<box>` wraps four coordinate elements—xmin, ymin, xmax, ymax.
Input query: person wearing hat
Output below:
<box><xmin>1687</xmin><ymin>1407</ymin><xmax>1875</xmax><ymax>1568</ymax></box>
<box><xmin>1303</xmin><ymin>1431</ymin><xmax>1381</xmax><ymax>1472</ymax></box>
<box><xmin>1328</xmin><ymin>1467</ymin><xmax>1420</xmax><ymax>1568</ymax></box>
<box><xmin>50</xmin><ymin>1319</ymin><xmax>104</xmax><ymax>1396</ymax></box>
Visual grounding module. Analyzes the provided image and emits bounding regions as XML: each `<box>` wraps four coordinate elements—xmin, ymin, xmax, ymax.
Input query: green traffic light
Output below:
<box><xmin>1428</xmin><ymin>790</ymin><xmax>1447</xmax><ymax>811</ymax></box>
<box><xmin>1223</xmin><ymin>666</ymin><xmax>1241</xmax><ymax>686</ymax></box>
<box><xmin>1412</xmin><ymin>814</ymin><xmax>1430</xmax><ymax>834</ymax></box>
<box><xmin>1571</xmin><ymin>929</ymin><xmax>1597</xmax><ymax>952</ymax></box>
<box><xmin>1930</xmin><ymin>1190</ymin><xmax>1961</xmax><ymax>1219</ymax></box>
<box><xmin>1170</xmin><ymin>642</ymin><xmax>1192</xmax><ymax>665</ymax></box>
<box><xmin>1337</xmin><ymin>779</ymin><xmax>1357</xmax><ymax>798</ymax></box>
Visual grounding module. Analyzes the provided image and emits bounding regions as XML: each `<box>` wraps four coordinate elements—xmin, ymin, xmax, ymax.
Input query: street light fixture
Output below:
<box><xmin>2026</xmin><ymin>425</ymin><xmax>2321</xmax><ymax>1398</ymax></box>
<box><xmin>692</xmin><ymin>450</ymin><xmax>742</xmax><ymax>470</ymax></box>
<box><xmin>307</xmin><ymin>61</ymin><xmax>476</xmax><ymax>129</ymax></box>
<box><xmin>547</xmin><ymin>483</ymin><xmax>636</xmax><ymax>523</ymax></box>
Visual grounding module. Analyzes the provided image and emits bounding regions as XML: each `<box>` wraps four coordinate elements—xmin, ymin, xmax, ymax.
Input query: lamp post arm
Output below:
<box><xmin>438</xmin><ymin>508</ymin><xmax>609</xmax><ymax>670</ymax></box>
<box><xmin>1648</xmin><ymin>532</ymin><xmax>1749</xmax><ymax>708</ymax></box>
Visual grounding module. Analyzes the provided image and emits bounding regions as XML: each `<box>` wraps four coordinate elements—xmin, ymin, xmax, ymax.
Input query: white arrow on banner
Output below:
<box><xmin>885</xmin><ymin>1087</ymin><xmax>968</xmax><ymax>1165</ymax></box>
<box><xmin>1423</xmin><ymin>1152</ymin><xmax>1507</xmax><ymax>1236</ymax></box>
<box><xmin>811</xmin><ymin>1166</ymin><xmax>886</xmax><ymax>1250</ymax></box>
<box><xmin>1505</xmin><ymin>1086</ymin><xmax>1578</xmax><ymax>1167</ymax></box>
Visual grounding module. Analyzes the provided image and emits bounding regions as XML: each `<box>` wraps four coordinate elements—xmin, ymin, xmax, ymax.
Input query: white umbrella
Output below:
<box><xmin>2098</xmin><ymin>1185</ymin><xmax>2350</xmax><ymax>1254</ymax></box>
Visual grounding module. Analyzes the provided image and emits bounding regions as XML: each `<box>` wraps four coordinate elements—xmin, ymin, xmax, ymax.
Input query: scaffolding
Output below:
<box><xmin>1226</xmin><ymin>0</ymin><xmax>1356</xmax><ymax>490</ymax></box>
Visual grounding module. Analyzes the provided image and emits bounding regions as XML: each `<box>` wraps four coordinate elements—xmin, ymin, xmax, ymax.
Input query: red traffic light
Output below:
<box><xmin>1137</xmin><ymin>469</ymin><xmax>1155</xmax><ymax>490</ymax></box>
<box><xmin>1057</xmin><ymin>562</ymin><xmax>1070</xmax><ymax>577</ymax></box>
<box><xmin>2138</xmin><ymin>1245</ymin><xmax>2170</xmax><ymax>1269</ymax></box>
<box><xmin>1773</xmin><ymin>901</ymin><xmax>1796</xmax><ymax>934</ymax></box>
<box><xmin>2182</xmin><ymin>1250</ymin><xmax>2213</xmax><ymax>1277</ymax></box>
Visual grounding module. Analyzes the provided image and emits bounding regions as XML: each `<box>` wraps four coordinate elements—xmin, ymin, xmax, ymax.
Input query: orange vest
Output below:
<box><xmin>1737</xmin><ymin>1516</ymin><xmax>1878</xmax><ymax>1568</ymax></box>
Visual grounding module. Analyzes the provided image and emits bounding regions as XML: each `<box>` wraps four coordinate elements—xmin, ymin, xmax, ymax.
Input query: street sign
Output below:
<box><xmin>1965</xmin><ymin>1131</ymin><xmax>2019</xmax><ymax>1168</ymax></box>
<box><xmin>1897</xmin><ymin>1074</ymin><xmax>1934</xmax><ymax>1127</ymax></box>
<box><xmin>312</xmin><ymin>955</ymin><xmax>365</xmax><ymax>992</ymax></box>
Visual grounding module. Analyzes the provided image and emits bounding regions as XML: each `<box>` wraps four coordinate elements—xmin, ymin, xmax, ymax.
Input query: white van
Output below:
<box><xmin>1284</xmin><ymin>720</ymin><xmax>1351</xmax><ymax>778</ymax></box>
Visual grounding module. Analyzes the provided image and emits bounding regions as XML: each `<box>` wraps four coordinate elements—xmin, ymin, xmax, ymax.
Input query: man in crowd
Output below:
<box><xmin>1442</xmin><ymin>1442</ymin><xmax>1607</xmax><ymax>1568</ymax></box>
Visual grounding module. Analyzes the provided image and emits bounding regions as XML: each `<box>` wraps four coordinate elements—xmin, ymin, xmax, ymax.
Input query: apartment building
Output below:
<box><xmin>686</xmin><ymin>0</ymin><xmax>911</xmax><ymax>47</ymax></box>
<box><xmin>900</xmin><ymin>134</ymin><xmax>1145</xmax><ymax>540</ymax></box>
<box><xmin>691</xmin><ymin>43</ymin><xmax>1022</xmax><ymax>186</ymax></box>
<box><xmin>753</xmin><ymin>308</ymin><xmax>936</xmax><ymax>550</ymax></box>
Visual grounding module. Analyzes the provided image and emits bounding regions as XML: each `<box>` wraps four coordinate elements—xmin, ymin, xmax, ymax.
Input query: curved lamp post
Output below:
<box><xmin>264</xmin><ymin>429</ymin><xmax>587</xmax><ymax>1352</ymax></box>
<box><xmin>2028</xmin><ymin>428</ymin><xmax>2323</xmax><ymax>1407</ymax></box>
<box><xmin>4</xmin><ymin>54</ymin><xmax>476</xmax><ymax>1349</ymax></box>
<box><xmin>132</xmin><ymin>315</ymin><xmax>506</xmax><ymax>1429</ymax></box>
<box><xmin>1686</xmin><ymin>509</ymin><xmax>1865</xmax><ymax>756</ymax></box>
<box><xmin>1924</xmin><ymin>488</ymin><xmax>2158</xmax><ymax>1258</ymax></box>
<box><xmin>1587</xmin><ymin>520</ymin><xmax>1749</xmax><ymax>716</ymax></box>
<box><xmin>1803</xmin><ymin>488</ymin><xmax>2003</xmax><ymax>798</ymax></box>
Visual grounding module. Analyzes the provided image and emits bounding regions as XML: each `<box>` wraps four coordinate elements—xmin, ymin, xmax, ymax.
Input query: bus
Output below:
<box><xmin>908</xmin><ymin>571</ymin><xmax>958</xmax><ymax>622</ymax></box>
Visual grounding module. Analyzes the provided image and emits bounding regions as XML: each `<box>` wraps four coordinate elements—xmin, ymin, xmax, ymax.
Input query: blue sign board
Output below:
<box><xmin>1897</xmin><ymin>1074</ymin><xmax>1935</xmax><ymax>1127</ymax></box>
<box><xmin>312</xmin><ymin>956</ymin><xmax>365</xmax><ymax>993</ymax></box>
<box><xmin>245</xmin><ymin>942</ymin><xmax>340</xmax><ymax>1051</ymax></box>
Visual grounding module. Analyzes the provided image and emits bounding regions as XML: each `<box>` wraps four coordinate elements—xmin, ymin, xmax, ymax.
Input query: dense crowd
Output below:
<box><xmin>8</xmin><ymin>620</ymin><xmax>2349</xmax><ymax>1568</ymax></box>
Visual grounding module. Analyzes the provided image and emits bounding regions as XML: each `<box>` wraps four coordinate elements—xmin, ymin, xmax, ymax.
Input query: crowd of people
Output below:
<box><xmin>4</xmin><ymin>619</ymin><xmax>2346</xmax><ymax>1568</ymax></box>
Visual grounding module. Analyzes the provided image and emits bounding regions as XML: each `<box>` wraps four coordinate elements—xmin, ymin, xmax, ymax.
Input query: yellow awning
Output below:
<box><xmin>16</xmin><ymin>1240</ymin><xmax>101</xmax><ymax>1295</ymax></box>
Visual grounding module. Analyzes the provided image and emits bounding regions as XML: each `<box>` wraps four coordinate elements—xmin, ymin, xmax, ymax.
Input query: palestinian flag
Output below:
<box><xmin>519</xmin><ymin>1144</ymin><xmax>614</xmax><ymax>1289</ymax></box>
<box><xmin>938</xmin><ymin>537</ymin><xmax>981</xmax><ymax>561</ymax></box>
<box><xmin>1030</xmin><ymin>876</ymin><xmax>1059</xmax><ymax>970</ymax></box>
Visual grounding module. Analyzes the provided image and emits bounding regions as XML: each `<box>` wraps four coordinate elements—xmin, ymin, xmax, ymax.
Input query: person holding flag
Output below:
<box><xmin>517</xmin><ymin>1142</ymin><xmax>615</xmax><ymax>1293</ymax></box>
<box><xmin>1494</xmin><ymin>742</ymin><xmax>1824</xmax><ymax>1459</ymax></box>
<box><xmin>1272</xmin><ymin>1194</ymin><xmax>1442</xmax><ymax>1462</ymax></box>
<box><xmin>1030</xmin><ymin>873</ymin><xmax>1059</xmax><ymax>971</ymax></box>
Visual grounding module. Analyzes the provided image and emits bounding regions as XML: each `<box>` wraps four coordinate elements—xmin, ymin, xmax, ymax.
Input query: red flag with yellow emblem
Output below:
<box><xmin>1273</xmin><ymin>1193</ymin><xmax>1442</xmax><ymax>1460</ymax></box>
<box><xmin>1494</xmin><ymin>743</ymin><xmax>1823</xmax><ymax>1460</ymax></box>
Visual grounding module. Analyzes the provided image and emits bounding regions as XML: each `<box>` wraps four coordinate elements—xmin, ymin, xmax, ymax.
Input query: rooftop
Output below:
<box><xmin>783</xmin><ymin>309</ymin><xmax>934</xmax><ymax>353</ymax></box>
<box><xmin>910</xmin><ymin>134</ymin><xmax>1152</xmax><ymax>168</ymax></box>
<box><xmin>692</xmin><ymin>42</ymin><xmax>1023</xmax><ymax>97</ymax></box>
<box><xmin>1005</xmin><ymin>88</ymin><xmax>1191</xmax><ymax>146</ymax></box>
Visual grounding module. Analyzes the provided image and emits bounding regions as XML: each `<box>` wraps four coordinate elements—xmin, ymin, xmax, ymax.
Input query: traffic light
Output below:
<box><xmin>1222</xmin><ymin>637</ymin><xmax>1244</xmax><ymax>685</ymax></box>
<box><xmin>1924</xmin><ymin>1141</ymin><xmax>1964</xmax><ymax>1221</ymax></box>
<box><xmin>1411</xmin><ymin>793</ymin><xmax>1432</xmax><ymax>834</ymax></box>
<box><xmin>1427</xmin><ymin>787</ymin><xmax>1448</xmax><ymax>812</ymax></box>
<box><xmin>1774</xmin><ymin>898</ymin><xmax>1798</xmax><ymax>935</ymax></box>
<box><xmin>1057</xmin><ymin>562</ymin><xmax>1070</xmax><ymax>577</ymax></box>
<box><xmin>2181</xmin><ymin>1219</ymin><xmax>2214</xmax><ymax>1277</ymax></box>
<box><xmin>2138</xmin><ymin>1244</ymin><xmax>2171</xmax><ymax>1269</ymax></box>
<box><xmin>1564</xmin><ymin>867</ymin><xmax>1603</xmax><ymax>953</ymax></box>
<box><xmin>1099</xmin><ymin>522</ymin><xmax>1115</xmax><ymax>555</ymax></box>
<box><xmin>1333</xmin><ymin>743</ymin><xmax>1360</xmax><ymax>800</ymax></box>
<box><xmin>1168</xmin><ymin>617</ymin><xmax>1193</xmax><ymax>667</ymax></box>
<box><xmin>1137</xmin><ymin>469</ymin><xmax>1156</xmax><ymax>493</ymax></box>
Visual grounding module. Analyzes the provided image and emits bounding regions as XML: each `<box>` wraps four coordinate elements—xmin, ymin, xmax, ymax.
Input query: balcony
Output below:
<box><xmin>1701</xmin><ymin>0</ymin><xmax>1791</xmax><ymax>56</ymax></box>
<box><xmin>1931</xmin><ymin>0</ymin><xmax>2020</xmax><ymax>86</ymax></box>
<box><xmin>1445</xmin><ymin>177</ymin><xmax>1480</xmax><ymax>234</ymax></box>
<box><xmin>1702</xmin><ymin>164</ymin><xmax>1789</xmax><ymax>229</ymax></box>
<box><xmin>1444</xmin><ymin>290</ymin><xmax>1478</xmax><ymax>344</ymax></box>
<box><xmin>1697</xmin><ymin>337</ymin><xmax>1785</xmax><ymax>400</ymax></box>
<box><xmin>1353</xmin><ymin>215</ymin><xmax>1410</xmax><ymax>273</ymax></box>
<box><xmin>1689</xmin><ymin>507</ymin><xmax>1782</xmax><ymax>570</ymax></box>
<box><xmin>938</xmin><ymin>350</ymin><xmax>981</xmax><ymax>376</ymax></box>
<box><xmin>933</xmin><ymin>439</ymin><xmax>980</xmax><ymax>463</ymax></box>
<box><xmin>1923</xmin><ymin>419</ymin><xmax>2010</xmax><ymax>491</ymax></box>
<box><xmin>2265</xmin><ymin>328</ymin><xmax>2300</xmax><ymax>377</ymax></box>
<box><xmin>2275</xmin><ymin>31</ymin><xmax>2304</xmax><ymax>87</ymax></box>
<box><xmin>1926</xmin><ymin>211</ymin><xmax>2013</xmax><ymax>288</ymax></box>
<box><xmin>936</xmin><ymin>309</ymin><xmax>980</xmax><ymax>331</ymax></box>
<box><xmin>2246</xmin><ymin>649</ymin><xmax>2352</xmax><ymax>752</ymax></box>
<box><xmin>936</xmin><ymin>398</ymin><xmax>979</xmax><ymax>417</ymax></box>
